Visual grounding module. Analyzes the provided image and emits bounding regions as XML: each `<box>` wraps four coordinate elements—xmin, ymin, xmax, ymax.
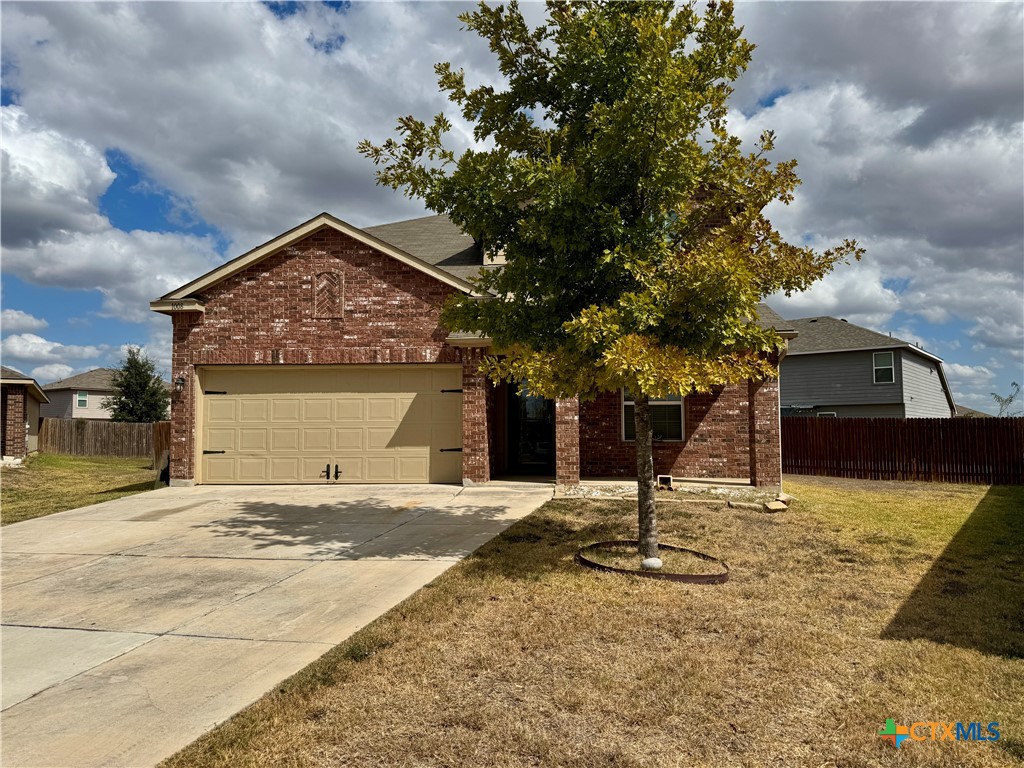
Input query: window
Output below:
<box><xmin>77</xmin><ymin>391</ymin><xmax>88</xmax><ymax>407</ymax></box>
<box><xmin>817</xmin><ymin>412</ymin><xmax>837</xmax><ymax>418</ymax></box>
<box><xmin>873</xmin><ymin>351</ymin><xmax>895</xmax><ymax>384</ymax></box>
<box><xmin>622</xmin><ymin>389</ymin><xmax>683</xmax><ymax>441</ymax></box>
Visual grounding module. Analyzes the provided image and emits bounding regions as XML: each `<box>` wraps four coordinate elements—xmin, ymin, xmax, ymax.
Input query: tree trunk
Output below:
<box><xmin>634</xmin><ymin>394</ymin><xmax>659</xmax><ymax>558</ymax></box>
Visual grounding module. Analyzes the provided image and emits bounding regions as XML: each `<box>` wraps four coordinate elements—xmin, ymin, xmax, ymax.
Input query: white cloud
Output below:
<box><xmin>1</xmin><ymin>309</ymin><xmax>49</xmax><ymax>334</ymax></box>
<box><xmin>30</xmin><ymin>363</ymin><xmax>73</xmax><ymax>383</ymax></box>
<box><xmin>0</xmin><ymin>106</ymin><xmax>114</xmax><ymax>247</ymax></box>
<box><xmin>0</xmin><ymin>333</ymin><xmax>106</xmax><ymax>364</ymax></box>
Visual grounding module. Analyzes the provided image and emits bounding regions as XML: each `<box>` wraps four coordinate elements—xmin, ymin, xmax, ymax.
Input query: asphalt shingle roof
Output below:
<box><xmin>43</xmin><ymin>368</ymin><xmax>118</xmax><ymax>391</ymax></box>
<box><xmin>367</xmin><ymin>214</ymin><xmax>791</xmax><ymax>334</ymax></box>
<box><xmin>1</xmin><ymin>365</ymin><xmax>30</xmax><ymax>380</ymax></box>
<box><xmin>786</xmin><ymin>316</ymin><xmax>928</xmax><ymax>356</ymax></box>
<box><xmin>364</xmin><ymin>214</ymin><xmax>485</xmax><ymax>283</ymax></box>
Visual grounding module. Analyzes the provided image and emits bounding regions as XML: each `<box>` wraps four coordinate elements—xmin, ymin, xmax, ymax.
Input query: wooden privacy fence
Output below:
<box><xmin>39</xmin><ymin>418</ymin><xmax>171</xmax><ymax>465</ymax></box>
<box><xmin>782</xmin><ymin>417</ymin><xmax>1024</xmax><ymax>484</ymax></box>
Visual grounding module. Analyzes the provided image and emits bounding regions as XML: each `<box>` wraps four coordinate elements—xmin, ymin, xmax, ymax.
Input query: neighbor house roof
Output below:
<box><xmin>786</xmin><ymin>316</ymin><xmax>941</xmax><ymax>361</ymax></box>
<box><xmin>954</xmin><ymin>405</ymin><xmax>992</xmax><ymax>418</ymax></box>
<box><xmin>1</xmin><ymin>366</ymin><xmax>50</xmax><ymax>403</ymax></box>
<box><xmin>42</xmin><ymin>368</ymin><xmax>118</xmax><ymax>392</ymax></box>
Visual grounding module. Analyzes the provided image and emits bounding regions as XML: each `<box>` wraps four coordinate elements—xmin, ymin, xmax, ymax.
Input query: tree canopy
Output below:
<box><xmin>102</xmin><ymin>346</ymin><xmax>169</xmax><ymax>423</ymax></box>
<box><xmin>360</xmin><ymin>0</ymin><xmax>862</xmax><ymax>403</ymax></box>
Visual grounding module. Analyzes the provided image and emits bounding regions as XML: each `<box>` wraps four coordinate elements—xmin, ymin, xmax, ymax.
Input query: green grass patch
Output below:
<box><xmin>1</xmin><ymin>452</ymin><xmax>155</xmax><ymax>525</ymax></box>
<box><xmin>162</xmin><ymin>477</ymin><xmax>1024</xmax><ymax>768</ymax></box>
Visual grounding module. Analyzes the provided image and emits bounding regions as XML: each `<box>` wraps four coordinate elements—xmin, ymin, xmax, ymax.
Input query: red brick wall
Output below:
<box><xmin>749</xmin><ymin>376</ymin><xmax>782</xmax><ymax>487</ymax></box>
<box><xmin>555</xmin><ymin>397</ymin><xmax>580</xmax><ymax>485</ymax></box>
<box><xmin>461</xmin><ymin>348</ymin><xmax>490</xmax><ymax>484</ymax></box>
<box><xmin>1</xmin><ymin>385</ymin><xmax>27</xmax><ymax>458</ymax></box>
<box><xmin>168</xmin><ymin>226</ymin><xmax>464</xmax><ymax>482</ymax></box>
<box><xmin>579</xmin><ymin>381</ymin><xmax>779</xmax><ymax>483</ymax></box>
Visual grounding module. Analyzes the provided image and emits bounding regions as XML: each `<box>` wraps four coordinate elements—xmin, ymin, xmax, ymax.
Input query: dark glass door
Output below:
<box><xmin>508</xmin><ymin>387</ymin><xmax>555</xmax><ymax>475</ymax></box>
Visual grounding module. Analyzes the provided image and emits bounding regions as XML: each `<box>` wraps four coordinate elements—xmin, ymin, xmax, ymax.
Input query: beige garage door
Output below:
<box><xmin>198</xmin><ymin>366</ymin><xmax>462</xmax><ymax>484</ymax></box>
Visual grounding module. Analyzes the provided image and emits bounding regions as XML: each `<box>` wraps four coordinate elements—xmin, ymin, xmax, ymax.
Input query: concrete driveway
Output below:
<box><xmin>1</xmin><ymin>481</ymin><xmax>551</xmax><ymax>768</ymax></box>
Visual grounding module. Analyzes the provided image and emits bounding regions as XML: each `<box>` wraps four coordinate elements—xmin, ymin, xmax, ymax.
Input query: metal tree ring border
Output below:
<box><xmin>575</xmin><ymin>540</ymin><xmax>729</xmax><ymax>584</ymax></box>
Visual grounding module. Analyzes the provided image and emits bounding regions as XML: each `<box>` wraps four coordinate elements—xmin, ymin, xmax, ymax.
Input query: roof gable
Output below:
<box><xmin>158</xmin><ymin>213</ymin><xmax>483</xmax><ymax>303</ymax></box>
<box><xmin>1</xmin><ymin>366</ymin><xmax>50</xmax><ymax>403</ymax></box>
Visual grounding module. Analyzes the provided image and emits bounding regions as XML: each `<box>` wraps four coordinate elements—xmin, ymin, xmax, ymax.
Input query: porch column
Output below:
<box><xmin>461</xmin><ymin>348</ymin><xmax>490</xmax><ymax>485</ymax></box>
<box><xmin>554</xmin><ymin>397</ymin><xmax>580</xmax><ymax>487</ymax></box>
<box><xmin>748</xmin><ymin>374</ymin><xmax>782</xmax><ymax>489</ymax></box>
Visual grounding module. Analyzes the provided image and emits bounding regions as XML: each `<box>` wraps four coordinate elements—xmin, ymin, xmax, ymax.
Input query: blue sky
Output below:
<box><xmin>1</xmin><ymin>1</ymin><xmax>1022</xmax><ymax>413</ymax></box>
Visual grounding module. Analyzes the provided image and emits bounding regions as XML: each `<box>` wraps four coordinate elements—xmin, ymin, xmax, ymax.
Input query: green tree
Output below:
<box><xmin>360</xmin><ymin>0</ymin><xmax>861</xmax><ymax>559</ymax></box>
<box><xmin>102</xmin><ymin>346</ymin><xmax>169</xmax><ymax>423</ymax></box>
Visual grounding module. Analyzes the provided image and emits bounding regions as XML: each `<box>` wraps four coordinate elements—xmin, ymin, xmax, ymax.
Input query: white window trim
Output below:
<box><xmin>76</xmin><ymin>391</ymin><xmax>89</xmax><ymax>408</ymax></box>
<box><xmin>873</xmin><ymin>352</ymin><xmax>895</xmax><ymax>385</ymax></box>
<box><xmin>621</xmin><ymin>389</ymin><xmax>684</xmax><ymax>442</ymax></box>
<box><xmin>817</xmin><ymin>411</ymin><xmax>837</xmax><ymax>418</ymax></box>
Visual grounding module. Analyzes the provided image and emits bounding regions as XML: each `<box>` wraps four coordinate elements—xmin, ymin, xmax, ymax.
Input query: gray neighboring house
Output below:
<box><xmin>41</xmin><ymin>368</ymin><xmax>119</xmax><ymax>420</ymax></box>
<box><xmin>780</xmin><ymin>316</ymin><xmax>956</xmax><ymax>418</ymax></box>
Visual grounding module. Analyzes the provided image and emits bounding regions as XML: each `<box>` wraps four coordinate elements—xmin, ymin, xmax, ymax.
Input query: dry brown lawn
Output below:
<box><xmin>1</xmin><ymin>452</ymin><xmax>155</xmax><ymax>525</ymax></box>
<box><xmin>163</xmin><ymin>476</ymin><xmax>1023</xmax><ymax>768</ymax></box>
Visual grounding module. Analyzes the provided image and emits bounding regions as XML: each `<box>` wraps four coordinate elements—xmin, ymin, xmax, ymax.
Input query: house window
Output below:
<box><xmin>77</xmin><ymin>391</ymin><xmax>88</xmax><ymax>408</ymax></box>
<box><xmin>622</xmin><ymin>389</ymin><xmax>684</xmax><ymax>441</ymax></box>
<box><xmin>817</xmin><ymin>412</ymin><xmax>837</xmax><ymax>418</ymax></box>
<box><xmin>873</xmin><ymin>352</ymin><xmax>895</xmax><ymax>384</ymax></box>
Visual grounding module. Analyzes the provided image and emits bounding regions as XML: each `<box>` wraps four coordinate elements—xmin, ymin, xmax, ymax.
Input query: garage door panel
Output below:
<box><xmin>303</xmin><ymin>428</ymin><xmax>332</xmax><ymax>452</ymax></box>
<box><xmin>366</xmin><ymin>427</ymin><xmax>395</xmax><ymax>450</ymax></box>
<box><xmin>299</xmin><ymin>458</ymin><xmax>332</xmax><ymax>482</ymax></box>
<box><xmin>239</xmin><ymin>400</ymin><xmax>268</xmax><ymax>422</ymax></box>
<box><xmin>336</xmin><ymin>457</ymin><xmax>363</xmax><ymax>481</ymax></box>
<box><xmin>270</xmin><ymin>429</ymin><xmax>300</xmax><ymax>452</ymax></box>
<box><xmin>334</xmin><ymin>399</ymin><xmax>363</xmax><ymax>421</ymax></box>
<box><xmin>206</xmin><ymin>429</ymin><xmax>236</xmax><ymax>451</ymax></box>
<box><xmin>272</xmin><ymin>399</ymin><xmax>301</xmax><ymax>422</ymax></box>
<box><xmin>432</xmin><ymin>395</ymin><xmax>460</xmax><ymax>422</ymax></box>
<box><xmin>366</xmin><ymin>398</ymin><xmax>396</xmax><ymax>421</ymax></box>
<box><xmin>237</xmin><ymin>458</ymin><xmax>269</xmax><ymax>482</ymax></box>
<box><xmin>207</xmin><ymin>400</ymin><xmax>237</xmax><ymax>423</ymax></box>
<box><xmin>199</xmin><ymin>365</ymin><xmax>461</xmax><ymax>484</ymax></box>
<box><xmin>430</xmin><ymin>452</ymin><xmax>462</xmax><ymax>483</ymax></box>
<box><xmin>239</xmin><ymin>429</ymin><xmax>267</xmax><ymax>452</ymax></box>
<box><xmin>303</xmin><ymin>398</ymin><xmax>333</xmax><ymax>421</ymax></box>
<box><xmin>398</xmin><ymin>457</ymin><xmax>429</xmax><ymax>481</ymax></box>
<box><xmin>334</xmin><ymin>428</ymin><xmax>363</xmax><ymax>451</ymax></box>
<box><xmin>204</xmin><ymin>457</ymin><xmax>236</xmax><ymax>483</ymax></box>
<box><xmin>365</xmin><ymin>456</ymin><xmax>397</xmax><ymax>481</ymax></box>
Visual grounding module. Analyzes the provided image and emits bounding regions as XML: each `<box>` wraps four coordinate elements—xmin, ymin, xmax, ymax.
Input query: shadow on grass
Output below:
<box><xmin>100</xmin><ymin>480</ymin><xmax>156</xmax><ymax>495</ymax></box>
<box><xmin>881</xmin><ymin>485</ymin><xmax>1024</xmax><ymax>659</ymax></box>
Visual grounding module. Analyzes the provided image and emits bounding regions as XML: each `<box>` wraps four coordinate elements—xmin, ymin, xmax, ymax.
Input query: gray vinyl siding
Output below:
<box><xmin>40</xmin><ymin>391</ymin><xmax>74</xmax><ymax>419</ymax></box>
<box><xmin>782</xmin><ymin>403</ymin><xmax>905</xmax><ymax>418</ymax></box>
<box><xmin>39</xmin><ymin>389</ymin><xmax>114</xmax><ymax>420</ymax></box>
<box><xmin>902</xmin><ymin>352</ymin><xmax>954</xmax><ymax>418</ymax></box>
<box><xmin>780</xmin><ymin>350</ymin><xmax>903</xmax><ymax>408</ymax></box>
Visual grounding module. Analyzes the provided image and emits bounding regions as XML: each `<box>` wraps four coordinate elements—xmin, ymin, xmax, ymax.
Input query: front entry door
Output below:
<box><xmin>508</xmin><ymin>387</ymin><xmax>555</xmax><ymax>475</ymax></box>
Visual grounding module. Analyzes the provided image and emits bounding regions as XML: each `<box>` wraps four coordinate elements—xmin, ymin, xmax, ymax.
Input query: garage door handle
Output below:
<box><xmin>203</xmin><ymin>450</ymin><xmax>226</xmax><ymax>455</ymax></box>
<box><xmin>334</xmin><ymin>464</ymin><xmax>342</xmax><ymax>480</ymax></box>
<box><xmin>440</xmin><ymin>389</ymin><xmax>463</xmax><ymax>394</ymax></box>
<box><xmin>440</xmin><ymin>448</ymin><xmax>463</xmax><ymax>453</ymax></box>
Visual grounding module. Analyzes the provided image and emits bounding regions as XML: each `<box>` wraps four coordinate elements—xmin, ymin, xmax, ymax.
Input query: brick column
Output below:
<box><xmin>748</xmin><ymin>374</ymin><xmax>782</xmax><ymax>489</ymax></box>
<box><xmin>555</xmin><ymin>396</ymin><xmax>580</xmax><ymax>487</ymax></box>
<box><xmin>169</xmin><ymin>314</ymin><xmax>198</xmax><ymax>485</ymax></box>
<box><xmin>461</xmin><ymin>348</ymin><xmax>490</xmax><ymax>485</ymax></box>
<box><xmin>2</xmin><ymin>385</ymin><xmax>27</xmax><ymax>458</ymax></box>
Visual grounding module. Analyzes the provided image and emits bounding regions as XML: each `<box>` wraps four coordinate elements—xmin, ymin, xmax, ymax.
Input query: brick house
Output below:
<box><xmin>152</xmin><ymin>213</ymin><xmax>794</xmax><ymax>489</ymax></box>
<box><xmin>1</xmin><ymin>366</ymin><xmax>49</xmax><ymax>459</ymax></box>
